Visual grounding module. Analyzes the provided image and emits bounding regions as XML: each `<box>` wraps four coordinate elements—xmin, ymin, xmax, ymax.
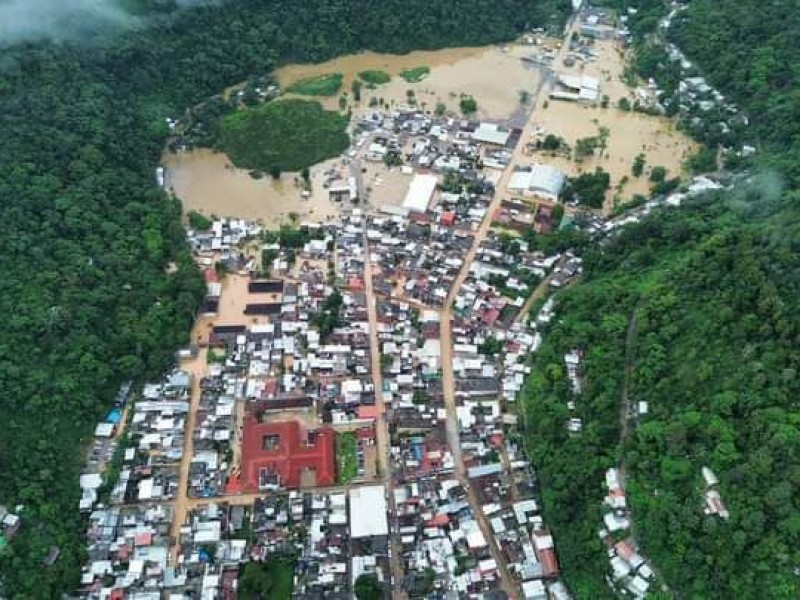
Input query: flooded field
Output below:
<box><xmin>168</xmin><ymin>46</ymin><xmax>542</xmax><ymax>223</ymax></box>
<box><xmin>533</xmin><ymin>37</ymin><xmax>697</xmax><ymax>210</ymax></box>
<box><xmin>533</xmin><ymin>105</ymin><xmax>695</xmax><ymax>208</ymax></box>
<box><xmin>276</xmin><ymin>46</ymin><xmax>541</xmax><ymax>121</ymax></box>
<box><xmin>164</xmin><ymin>149</ymin><xmax>342</xmax><ymax>224</ymax></box>
<box><xmin>167</xmin><ymin>36</ymin><xmax>694</xmax><ymax>221</ymax></box>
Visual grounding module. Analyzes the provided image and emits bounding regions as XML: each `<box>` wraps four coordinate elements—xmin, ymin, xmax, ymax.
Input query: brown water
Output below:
<box><xmin>530</xmin><ymin>37</ymin><xmax>697</xmax><ymax>210</ymax></box>
<box><xmin>167</xmin><ymin>40</ymin><xmax>694</xmax><ymax>221</ymax></box>
<box><xmin>163</xmin><ymin>149</ymin><xmax>341</xmax><ymax>224</ymax></box>
<box><xmin>168</xmin><ymin>46</ymin><xmax>543</xmax><ymax>222</ymax></box>
<box><xmin>276</xmin><ymin>46</ymin><xmax>541</xmax><ymax>120</ymax></box>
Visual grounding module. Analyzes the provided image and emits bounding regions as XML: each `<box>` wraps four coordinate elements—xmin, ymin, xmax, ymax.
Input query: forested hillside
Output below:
<box><xmin>523</xmin><ymin>191</ymin><xmax>800</xmax><ymax>598</ymax></box>
<box><xmin>670</xmin><ymin>0</ymin><xmax>800</xmax><ymax>183</ymax></box>
<box><xmin>522</xmin><ymin>0</ymin><xmax>800</xmax><ymax>597</ymax></box>
<box><xmin>0</xmin><ymin>1</ymin><xmax>571</xmax><ymax>597</ymax></box>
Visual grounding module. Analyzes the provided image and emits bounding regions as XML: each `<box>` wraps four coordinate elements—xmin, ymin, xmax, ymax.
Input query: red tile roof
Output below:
<box><xmin>348</xmin><ymin>276</ymin><xmax>365</xmax><ymax>291</ymax></box>
<box><xmin>356</xmin><ymin>426</ymin><xmax>375</xmax><ymax>441</ymax></box>
<box><xmin>427</xmin><ymin>513</ymin><xmax>450</xmax><ymax>527</ymax></box>
<box><xmin>538</xmin><ymin>548</ymin><xmax>560</xmax><ymax>578</ymax></box>
<box><xmin>241</xmin><ymin>418</ymin><xmax>335</xmax><ymax>490</ymax></box>
<box><xmin>357</xmin><ymin>405</ymin><xmax>379</xmax><ymax>420</ymax></box>
<box><xmin>482</xmin><ymin>308</ymin><xmax>501</xmax><ymax>325</ymax></box>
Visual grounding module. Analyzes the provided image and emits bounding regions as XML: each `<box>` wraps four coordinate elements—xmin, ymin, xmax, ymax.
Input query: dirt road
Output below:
<box><xmin>433</xmin><ymin>25</ymin><xmax>585</xmax><ymax>597</ymax></box>
<box><xmin>363</xmin><ymin>236</ymin><xmax>408</xmax><ymax>599</ymax></box>
<box><xmin>169</xmin><ymin>347</ymin><xmax>207</xmax><ymax>563</ymax></box>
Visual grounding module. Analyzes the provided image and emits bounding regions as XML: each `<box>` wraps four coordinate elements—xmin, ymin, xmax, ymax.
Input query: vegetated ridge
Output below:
<box><xmin>522</xmin><ymin>0</ymin><xmax>800</xmax><ymax>597</ymax></box>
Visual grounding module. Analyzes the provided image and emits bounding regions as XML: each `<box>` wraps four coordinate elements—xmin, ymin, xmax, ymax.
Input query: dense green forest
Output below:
<box><xmin>523</xmin><ymin>189</ymin><xmax>800</xmax><ymax>598</ymax></box>
<box><xmin>522</xmin><ymin>1</ymin><xmax>800</xmax><ymax>597</ymax></box>
<box><xmin>670</xmin><ymin>0</ymin><xmax>800</xmax><ymax>183</ymax></box>
<box><xmin>0</xmin><ymin>0</ymin><xmax>571</xmax><ymax>597</ymax></box>
<box><xmin>218</xmin><ymin>99</ymin><xmax>350</xmax><ymax>172</ymax></box>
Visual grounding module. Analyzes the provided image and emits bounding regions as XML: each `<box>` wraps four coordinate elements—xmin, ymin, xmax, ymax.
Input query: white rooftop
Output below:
<box><xmin>403</xmin><ymin>174</ymin><xmax>438</xmax><ymax>213</ymax></box>
<box><xmin>349</xmin><ymin>485</ymin><xmax>388</xmax><ymax>538</ymax></box>
<box><xmin>472</xmin><ymin>123</ymin><xmax>511</xmax><ymax>146</ymax></box>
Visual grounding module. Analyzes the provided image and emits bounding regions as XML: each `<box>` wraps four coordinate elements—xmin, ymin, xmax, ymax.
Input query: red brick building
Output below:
<box><xmin>240</xmin><ymin>418</ymin><xmax>335</xmax><ymax>490</ymax></box>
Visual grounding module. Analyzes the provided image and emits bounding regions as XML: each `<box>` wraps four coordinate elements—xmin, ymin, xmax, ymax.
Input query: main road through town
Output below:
<box><xmin>437</xmin><ymin>24</ymin><xmax>577</xmax><ymax>598</ymax></box>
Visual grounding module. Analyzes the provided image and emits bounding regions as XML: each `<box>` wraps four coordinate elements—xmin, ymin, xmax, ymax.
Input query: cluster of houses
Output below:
<box><xmin>356</xmin><ymin>109</ymin><xmax>518</xmax><ymax>175</ymax></box>
<box><xmin>79</xmin><ymin>502</ymin><xmax>177</xmax><ymax>597</ymax></box>
<box><xmin>473</xmin><ymin>462</ymin><xmax>571</xmax><ymax>600</ymax></box>
<box><xmin>366</xmin><ymin>210</ymin><xmax>475</xmax><ymax>307</ymax></box>
<box><xmin>377</xmin><ymin>301</ymin><xmax>447</xmax><ymax>437</ymax></box>
<box><xmin>444</xmin><ymin>227</ymin><xmax>581</xmax><ymax>595</ymax></box>
<box><xmin>391</xmin><ymin>429</ymin><xmax>571</xmax><ymax>598</ymax></box>
<box><xmin>626</xmin><ymin>3</ymin><xmax>754</xmax><ymax>156</ymax></box>
<box><xmin>64</xmin><ymin>58</ymin><xmax>667</xmax><ymax>596</ymax></box>
<box><xmin>394</xmin><ymin>477</ymin><xmax>502</xmax><ymax>596</ymax></box>
<box><xmin>172</xmin><ymin>487</ymin><xmax>392</xmax><ymax>599</ymax></box>
<box><xmin>599</xmin><ymin>468</ymin><xmax>656</xmax><ymax>599</ymax></box>
<box><xmin>188</xmin><ymin>362</ymin><xmax>240</xmax><ymax>499</ymax></box>
<box><xmin>189</xmin><ymin>217</ymin><xmax>261</xmax><ymax>275</ymax></box>
<box><xmin>493</xmin><ymin>197</ymin><xmax>557</xmax><ymax>235</ymax></box>
<box><xmin>172</xmin><ymin>501</ymin><xmax>246</xmax><ymax>598</ymax></box>
<box><xmin>75</xmin><ymin>372</ymin><xmax>195</xmax><ymax>597</ymax></box>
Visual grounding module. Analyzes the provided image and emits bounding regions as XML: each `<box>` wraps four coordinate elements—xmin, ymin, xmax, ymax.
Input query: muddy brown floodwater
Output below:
<box><xmin>166</xmin><ymin>46</ymin><xmax>542</xmax><ymax>223</ymax></box>
<box><xmin>163</xmin><ymin>149</ymin><xmax>343</xmax><ymax>224</ymax></box>
<box><xmin>531</xmin><ymin>36</ymin><xmax>697</xmax><ymax>211</ymax></box>
<box><xmin>275</xmin><ymin>46</ymin><xmax>541</xmax><ymax>121</ymax></box>
<box><xmin>166</xmin><ymin>38</ymin><xmax>694</xmax><ymax>222</ymax></box>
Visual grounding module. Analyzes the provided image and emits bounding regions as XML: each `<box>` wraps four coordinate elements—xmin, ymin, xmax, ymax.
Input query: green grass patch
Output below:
<box><xmin>336</xmin><ymin>431</ymin><xmax>358</xmax><ymax>484</ymax></box>
<box><xmin>286</xmin><ymin>73</ymin><xmax>343</xmax><ymax>96</ymax></box>
<box><xmin>239</xmin><ymin>555</ymin><xmax>296</xmax><ymax>600</ymax></box>
<box><xmin>217</xmin><ymin>99</ymin><xmax>349</xmax><ymax>172</ymax></box>
<box><xmin>358</xmin><ymin>70</ymin><xmax>391</xmax><ymax>85</ymax></box>
<box><xmin>399</xmin><ymin>66</ymin><xmax>430</xmax><ymax>83</ymax></box>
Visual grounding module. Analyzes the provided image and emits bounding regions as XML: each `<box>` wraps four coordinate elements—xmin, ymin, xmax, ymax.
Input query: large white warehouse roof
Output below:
<box><xmin>403</xmin><ymin>173</ymin><xmax>438</xmax><ymax>213</ymax></box>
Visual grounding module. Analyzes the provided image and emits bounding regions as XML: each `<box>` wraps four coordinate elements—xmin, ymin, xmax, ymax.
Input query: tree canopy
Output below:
<box><xmin>523</xmin><ymin>190</ymin><xmax>800</xmax><ymax>598</ymax></box>
<box><xmin>218</xmin><ymin>99</ymin><xmax>350</xmax><ymax>172</ymax></box>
